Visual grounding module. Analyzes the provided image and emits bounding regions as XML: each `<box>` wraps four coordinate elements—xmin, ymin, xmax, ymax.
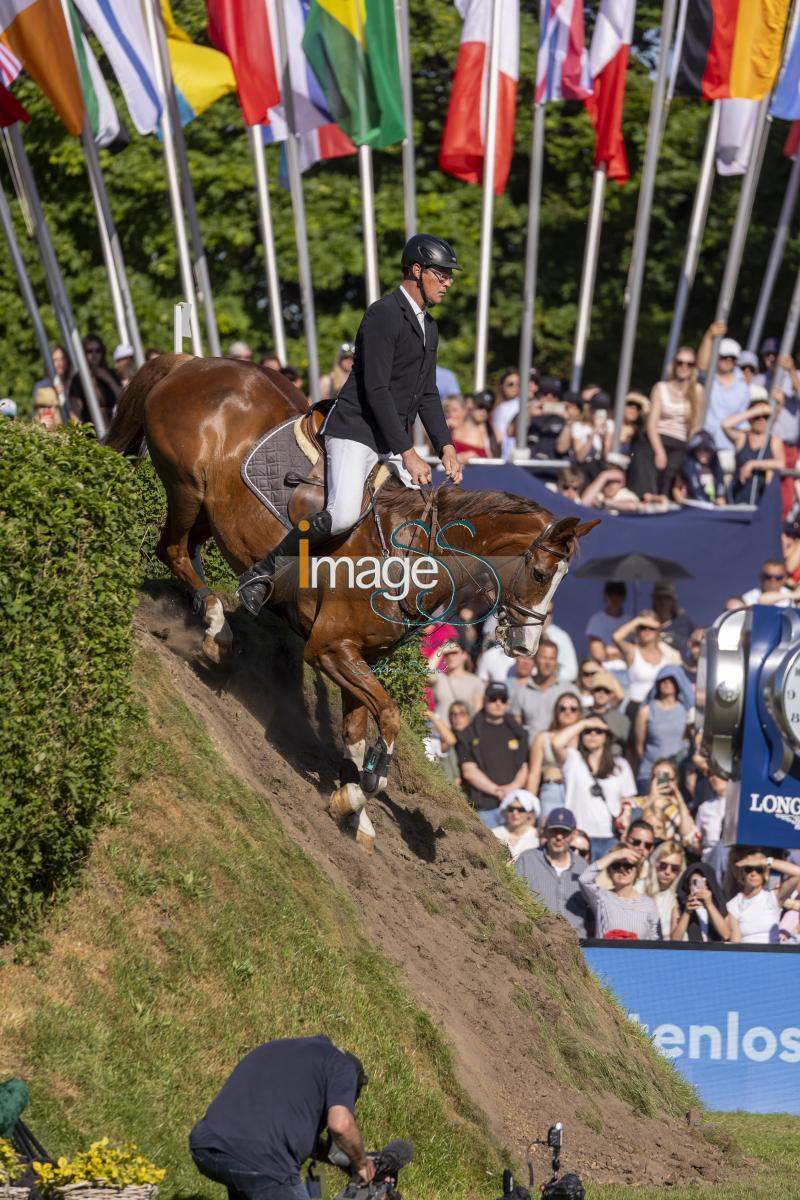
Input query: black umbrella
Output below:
<box><xmin>573</xmin><ymin>552</ymin><xmax>692</xmax><ymax>582</ymax></box>
<box><xmin>573</xmin><ymin>552</ymin><xmax>692</xmax><ymax>615</ymax></box>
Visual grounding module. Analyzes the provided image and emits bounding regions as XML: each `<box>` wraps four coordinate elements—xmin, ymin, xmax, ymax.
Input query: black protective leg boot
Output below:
<box><xmin>237</xmin><ymin>510</ymin><xmax>332</xmax><ymax>616</ymax></box>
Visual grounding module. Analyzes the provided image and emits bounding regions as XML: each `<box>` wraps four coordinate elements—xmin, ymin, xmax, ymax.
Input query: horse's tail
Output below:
<box><xmin>104</xmin><ymin>353</ymin><xmax>193</xmax><ymax>455</ymax></box>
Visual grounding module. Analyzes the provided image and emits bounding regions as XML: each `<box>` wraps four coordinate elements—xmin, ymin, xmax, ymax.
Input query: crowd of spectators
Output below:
<box><xmin>423</xmin><ymin>571</ymin><xmax>800</xmax><ymax>944</ymax></box>
<box><xmin>432</xmin><ymin>321</ymin><xmax>800</xmax><ymax>528</ymax></box>
<box><xmin>0</xmin><ymin>336</ymin><xmax>336</xmax><ymax>428</ymax></box>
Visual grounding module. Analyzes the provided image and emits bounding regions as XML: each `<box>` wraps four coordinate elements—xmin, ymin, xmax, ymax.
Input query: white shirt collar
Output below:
<box><xmin>401</xmin><ymin>285</ymin><xmax>425</xmax><ymax>319</ymax></box>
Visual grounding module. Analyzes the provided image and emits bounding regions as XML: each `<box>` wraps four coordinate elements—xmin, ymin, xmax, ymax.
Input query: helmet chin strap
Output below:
<box><xmin>416</xmin><ymin>265</ymin><xmax>433</xmax><ymax>308</ymax></box>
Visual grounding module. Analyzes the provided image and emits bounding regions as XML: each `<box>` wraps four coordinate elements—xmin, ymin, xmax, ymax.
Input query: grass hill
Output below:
<box><xmin>0</xmin><ymin>584</ymin><xmax>738</xmax><ymax>1200</ymax></box>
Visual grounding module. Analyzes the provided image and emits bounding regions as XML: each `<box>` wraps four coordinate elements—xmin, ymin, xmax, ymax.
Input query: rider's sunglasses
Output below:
<box><xmin>424</xmin><ymin>266</ymin><xmax>454</xmax><ymax>283</ymax></box>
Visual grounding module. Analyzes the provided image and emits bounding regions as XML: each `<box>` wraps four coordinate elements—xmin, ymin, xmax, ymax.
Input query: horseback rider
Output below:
<box><xmin>237</xmin><ymin>234</ymin><xmax>465</xmax><ymax>615</ymax></box>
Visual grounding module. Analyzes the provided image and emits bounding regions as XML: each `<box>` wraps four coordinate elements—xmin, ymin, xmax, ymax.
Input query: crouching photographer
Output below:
<box><xmin>189</xmin><ymin>1035</ymin><xmax>374</xmax><ymax>1200</ymax></box>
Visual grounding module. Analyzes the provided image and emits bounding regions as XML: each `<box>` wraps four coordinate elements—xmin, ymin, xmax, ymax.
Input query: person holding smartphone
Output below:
<box><xmin>670</xmin><ymin>863</ymin><xmax>730</xmax><ymax>942</ymax></box>
<box><xmin>637</xmin><ymin>759</ymin><xmax>699</xmax><ymax>851</ymax></box>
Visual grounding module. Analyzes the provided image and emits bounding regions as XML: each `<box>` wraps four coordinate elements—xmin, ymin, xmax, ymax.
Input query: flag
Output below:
<box><xmin>583</xmin><ymin>0</ymin><xmax>635</xmax><ymax>184</ymax></box>
<box><xmin>77</xmin><ymin>30</ymin><xmax>125</xmax><ymax>147</ymax></box>
<box><xmin>772</xmin><ymin>11</ymin><xmax>800</xmax><ymax>119</ymax></box>
<box><xmin>0</xmin><ymin>42</ymin><xmax>20</xmax><ymax>86</ymax></box>
<box><xmin>0</xmin><ymin>0</ymin><xmax>84</xmax><ymax>133</ymax></box>
<box><xmin>785</xmin><ymin>120</ymin><xmax>800</xmax><ymax>157</ymax></box>
<box><xmin>207</xmin><ymin>0</ymin><xmax>279</xmax><ymax>125</ymax></box>
<box><xmin>302</xmin><ymin>0</ymin><xmax>405</xmax><ymax>148</ymax></box>
<box><xmin>161</xmin><ymin>0</ymin><xmax>236</xmax><ymax>123</ymax></box>
<box><xmin>253</xmin><ymin>0</ymin><xmax>356</xmax><ymax>173</ymax></box>
<box><xmin>674</xmin><ymin>0</ymin><xmax>790</xmax><ymax>102</ymax></box>
<box><xmin>73</xmin><ymin>0</ymin><xmax>160</xmax><ymax>135</ymax></box>
<box><xmin>535</xmin><ymin>0</ymin><xmax>591</xmax><ymax>103</ymax></box>
<box><xmin>0</xmin><ymin>77</ymin><xmax>28</xmax><ymax>124</ymax></box>
<box><xmin>438</xmin><ymin>0</ymin><xmax>519</xmax><ymax>193</ymax></box>
<box><xmin>715</xmin><ymin>98</ymin><xmax>759</xmax><ymax>175</ymax></box>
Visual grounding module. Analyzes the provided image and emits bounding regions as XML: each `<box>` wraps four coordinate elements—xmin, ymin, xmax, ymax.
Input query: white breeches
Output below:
<box><xmin>325</xmin><ymin>436</ymin><xmax>417</xmax><ymax>534</ymax></box>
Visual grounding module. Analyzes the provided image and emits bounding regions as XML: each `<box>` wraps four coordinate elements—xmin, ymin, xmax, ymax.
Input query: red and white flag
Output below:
<box><xmin>439</xmin><ymin>0</ymin><xmax>519</xmax><ymax>194</ymax></box>
<box><xmin>584</xmin><ymin>0</ymin><xmax>635</xmax><ymax>183</ymax></box>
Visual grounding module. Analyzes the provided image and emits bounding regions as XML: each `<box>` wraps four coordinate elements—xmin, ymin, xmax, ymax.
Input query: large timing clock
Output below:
<box><xmin>759</xmin><ymin>610</ymin><xmax>800</xmax><ymax>782</ymax></box>
<box><xmin>698</xmin><ymin>608</ymin><xmax>749</xmax><ymax>779</ymax></box>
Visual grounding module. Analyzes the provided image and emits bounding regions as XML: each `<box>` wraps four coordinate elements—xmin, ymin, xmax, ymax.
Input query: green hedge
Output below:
<box><xmin>0</xmin><ymin>424</ymin><xmax>141</xmax><ymax>941</ymax></box>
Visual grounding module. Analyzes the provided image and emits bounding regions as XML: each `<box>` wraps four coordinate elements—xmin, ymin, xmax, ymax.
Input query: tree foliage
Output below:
<box><xmin>0</xmin><ymin>0</ymin><xmax>796</xmax><ymax>410</ymax></box>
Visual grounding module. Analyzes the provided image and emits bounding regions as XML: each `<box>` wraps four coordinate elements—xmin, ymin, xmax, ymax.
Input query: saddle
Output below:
<box><xmin>241</xmin><ymin>402</ymin><xmax>391</xmax><ymax>530</ymax></box>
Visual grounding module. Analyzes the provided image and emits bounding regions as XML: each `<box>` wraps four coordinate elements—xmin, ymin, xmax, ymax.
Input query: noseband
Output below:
<box><xmin>497</xmin><ymin>521</ymin><xmax>572</xmax><ymax>633</ymax></box>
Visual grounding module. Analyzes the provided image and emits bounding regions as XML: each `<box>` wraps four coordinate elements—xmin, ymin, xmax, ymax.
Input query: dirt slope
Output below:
<box><xmin>135</xmin><ymin>584</ymin><xmax>727</xmax><ymax>1188</ymax></box>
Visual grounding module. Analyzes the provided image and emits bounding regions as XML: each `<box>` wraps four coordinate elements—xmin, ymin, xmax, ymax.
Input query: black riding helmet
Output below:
<box><xmin>401</xmin><ymin>234</ymin><xmax>462</xmax><ymax>275</ymax></box>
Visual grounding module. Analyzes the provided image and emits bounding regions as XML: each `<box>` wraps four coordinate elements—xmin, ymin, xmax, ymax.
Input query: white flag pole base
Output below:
<box><xmin>174</xmin><ymin>302</ymin><xmax>194</xmax><ymax>353</ymax></box>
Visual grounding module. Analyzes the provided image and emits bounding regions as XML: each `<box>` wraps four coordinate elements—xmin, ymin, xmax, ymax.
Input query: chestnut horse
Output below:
<box><xmin>106</xmin><ymin>354</ymin><xmax>597</xmax><ymax>848</ymax></box>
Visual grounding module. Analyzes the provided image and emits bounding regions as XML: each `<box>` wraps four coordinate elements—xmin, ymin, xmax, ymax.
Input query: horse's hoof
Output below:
<box><xmin>377</xmin><ymin>776</ymin><xmax>389</xmax><ymax>793</ymax></box>
<box><xmin>329</xmin><ymin>782</ymin><xmax>366</xmax><ymax>820</ymax></box>
<box><xmin>202</xmin><ymin>634</ymin><xmax>223</xmax><ymax>664</ymax></box>
<box><xmin>349</xmin><ymin>809</ymin><xmax>375</xmax><ymax>852</ymax></box>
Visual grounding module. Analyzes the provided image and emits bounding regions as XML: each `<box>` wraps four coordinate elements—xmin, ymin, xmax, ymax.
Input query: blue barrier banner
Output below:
<box><xmin>582</xmin><ymin>943</ymin><xmax>800</xmax><ymax>1114</ymax></box>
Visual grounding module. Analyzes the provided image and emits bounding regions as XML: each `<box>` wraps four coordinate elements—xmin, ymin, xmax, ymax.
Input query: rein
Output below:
<box><xmin>501</xmin><ymin>522</ymin><xmax>572</xmax><ymax>625</ymax></box>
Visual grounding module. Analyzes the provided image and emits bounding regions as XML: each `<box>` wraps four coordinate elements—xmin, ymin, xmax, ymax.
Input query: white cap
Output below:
<box><xmin>749</xmin><ymin>384</ymin><xmax>769</xmax><ymax>402</ymax></box>
<box><xmin>499</xmin><ymin>788</ymin><xmax>540</xmax><ymax>815</ymax></box>
<box><xmin>113</xmin><ymin>343</ymin><xmax>135</xmax><ymax>363</ymax></box>
<box><xmin>0</xmin><ymin>398</ymin><xmax>17</xmax><ymax>418</ymax></box>
<box><xmin>719</xmin><ymin>337</ymin><xmax>741</xmax><ymax>359</ymax></box>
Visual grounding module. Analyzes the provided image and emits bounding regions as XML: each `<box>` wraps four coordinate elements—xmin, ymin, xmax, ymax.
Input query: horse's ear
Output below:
<box><xmin>575</xmin><ymin>519</ymin><xmax>601</xmax><ymax>539</ymax></box>
<box><xmin>547</xmin><ymin>516</ymin><xmax>580</xmax><ymax>543</ymax></box>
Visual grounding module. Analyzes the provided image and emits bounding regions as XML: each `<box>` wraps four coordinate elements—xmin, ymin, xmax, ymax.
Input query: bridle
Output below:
<box><xmin>495</xmin><ymin>521</ymin><xmax>572</xmax><ymax>650</ymax></box>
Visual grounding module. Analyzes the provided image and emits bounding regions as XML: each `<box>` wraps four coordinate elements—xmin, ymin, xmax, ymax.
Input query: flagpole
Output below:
<box><xmin>142</xmin><ymin>0</ymin><xmax>202</xmax><ymax>355</ymax></box>
<box><xmin>515</xmin><ymin>99</ymin><xmax>545</xmax><ymax>458</ymax></box>
<box><xmin>3</xmin><ymin>125</ymin><xmax>105</xmax><ymax>432</ymax></box>
<box><xmin>611</xmin><ymin>0</ymin><xmax>679</xmax><ymax>453</ymax></box>
<box><xmin>151</xmin><ymin>7</ymin><xmax>220</xmax><ymax>357</ymax></box>
<box><xmin>0</xmin><ymin>173</ymin><xmax>54</xmax><ymax>379</ymax></box>
<box><xmin>747</xmin><ymin>152</ymin><xmax>800</xmax><ymax>353</ymax></box>
<box><xmin>661</xmin><ymin>102</ymin><xmax>720</xmax><ymax>378</ymax></box>
<box><xmin>394</xmin><ymin>0</ymin><xmax>416</xmax><ymax>239</ymax></box>
<box><xmin>359</xmin><ymin>145</ymin><xmax>380</xmax><ymax>305</ymax></box>
<box><xmin>774</xmin><ymin>256</ymin><xmax>800</xmax><ymax>394</ymax></box>
<box><xmin>702</xmin><ymin>101</ymin><xmax>772</xmax><ymax>412</ymax></box>
<box><xmin>570</xmin><ymin>166</ymin><xmax>607</xmax><ymax>392</ymax></box>
<box><xmin>474</xmin><ymin>0</ymin><xmax>502</xmax><ymax>391</ymax></box>
<box><xmin>270</xmin><ymin>0</ymin><xmax>320</xmax><ymax>403</ymax></box>
<box><xmin>58</xmin><ymin>0</ymin><xmax>144</xmax><ymax>366</ymax></box>
<box><xmin>248</xmin><ymin>125</ymin><xmax>287</xmax><ymax>364</ymax></box>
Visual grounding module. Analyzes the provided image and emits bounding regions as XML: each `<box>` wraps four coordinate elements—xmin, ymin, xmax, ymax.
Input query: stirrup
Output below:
<box><xmin>236</xmin><ymin>571</ymin><xmax>275</xmax><ymax>616</ymax></box>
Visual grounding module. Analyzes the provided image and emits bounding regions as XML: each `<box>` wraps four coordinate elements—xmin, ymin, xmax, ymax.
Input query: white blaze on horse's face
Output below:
<box><xmin>505</xmin><ymin>559</ymin><xmax>569</xmax><ymax>656</ymax></box>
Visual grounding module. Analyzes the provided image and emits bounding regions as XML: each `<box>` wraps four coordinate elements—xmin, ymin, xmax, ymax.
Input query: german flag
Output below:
<box><xmin>674</xmin><ymin>0</ymin><xmax>790</xmax><ymax>101</ymax></box>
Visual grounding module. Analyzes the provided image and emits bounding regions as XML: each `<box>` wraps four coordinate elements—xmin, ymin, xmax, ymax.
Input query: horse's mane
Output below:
<box><xmin>376</xmin><ymin>477</ymin><xmax>547</xmax><ymax>521</ymax></box>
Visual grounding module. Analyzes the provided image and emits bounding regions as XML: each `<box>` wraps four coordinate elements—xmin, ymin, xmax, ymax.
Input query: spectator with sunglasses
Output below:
<box><xmin>597</xmin><ymin>818</ymin><xmax>657</xmax><ymax>893</ymax></box>
<box><xmin>68</xmin><ymin>332</ymin><xmax>122</xmax><ymax>427</ymax></box>
<box><xmin>645</xmin><ymin>840</ymin><xmax>686</xmax><ymax>937</ymax></box>
<box><xmin>742</xmin><ymin>558</ymin><xmax>795</xmax><ymax>608</ymax></box>
<box><xmin>457</xmin><ymin>682</ymin><xmax>529</xmax><ymax>827</ymax></box>
<box><xmin>572</xmin><ymin>830</ymin><xmax>592</xmax><ymax>861</ymax></box>
<box><xmin>612</xmin><ymin>611</ymin><xmax>681</xmax><ymax>710</ymax></box>
<box><xmin>492</xmin><ymin>788</ymin><xmax>540</xmax><ymax>860</ymax></box>
<box><xmin>550</xmin><ymin>717</ymin><xmax>637</xmax><ymax>857</ymax></box>
<box><xmin>585</xmin><ymin>671</ymin><xmax>630</xmax><ymax>759</ymax></box>
<box><xmin>727</xmin><ymin>852</ymin><xmax>800</xmax><ymax>944</ymax></box>
<box><xmin>644</xmin><ymin>347</ymin><xmax>703</xmax><ymax>496</ymax></box>
<box><xmin>526</xmin><ymin>691</ymin><xmax>584</xmax><ymax>817</ymax></box>
<box><xmin>579</xmin><ymin>845</ymin><xmax>661</xmax><ymax>940</ymax></box>
<box><xmin>515</xmin><ymin>807</ymin><xmax>590</xmax><ymax>937</ymax></box>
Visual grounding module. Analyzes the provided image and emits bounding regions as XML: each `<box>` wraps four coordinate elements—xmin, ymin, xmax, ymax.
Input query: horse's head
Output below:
<box><xmin>495</xmin><ymin>516</ymin><xmax>599</xmax><ymax>657</ymax></box>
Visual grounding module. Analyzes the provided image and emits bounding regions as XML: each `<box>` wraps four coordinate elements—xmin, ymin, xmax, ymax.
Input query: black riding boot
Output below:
<box><xmin>237</xmin><ymin>509</ymin><xmax>333</xmax><ymax>616</ymax></box>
